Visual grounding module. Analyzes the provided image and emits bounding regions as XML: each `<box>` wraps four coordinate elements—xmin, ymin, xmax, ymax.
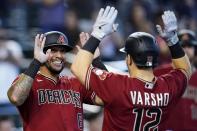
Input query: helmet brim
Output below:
<box><xmin>44</xmin><ymin>44</ymin><xmax>73</xmax><ymax>52</ymax></box>
<box><xmin>119</xmin><ymin>47</ymin><xmax>126</xmax><ymax>53</ymax></box>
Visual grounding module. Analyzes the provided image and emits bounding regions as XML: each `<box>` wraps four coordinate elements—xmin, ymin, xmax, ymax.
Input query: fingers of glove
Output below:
<box><xmin>96</xmin><ymin>8</ymin><xmax>104</xmax><ymax>21</ymax></box>
<box><xmin>106</xmin><ymin>7</ymin><xmax>115</xmax><ymax>19</ymax></box>
<box><xmin>110</xmin><ymin>9</ymin><xmax>118</xmax><ymax>23</ymax></box>
<box><xmin>162</xmin><ymin>12</ymin><xmax>168</xmax><ymax>26</ymax></box>
<box><xmin>102</xmin><ymin>6</ymin><xmax>110</xmax><ymax>18</ymax></box>
<box><xmin>168</xmin><ymin>11</ymin><xmax>177</xmax><ymax>23</ymax></box>
<box><xmin>166</xmin><ymin>11</ymin><xmax>177</xmax><ymax>31</ymax></box>
<box><xmin>162</xmin><ymin>11</ymin><xmax>177</xmax><ymax>31</ymax></box>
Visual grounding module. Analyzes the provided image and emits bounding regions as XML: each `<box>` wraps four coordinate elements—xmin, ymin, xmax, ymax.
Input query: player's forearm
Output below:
<box><xmin>8</xmin><ymin>59</ymin><xmax>41</xmax><ymax>106</ymax></box>
<box><xmin>71</xmin><ymin>49</ymin><xmax>94</xmax><ymax>85</ymax></box>
<box><xmin>169</xmin><ymin>43</ymin><xmax>192</xmax><ymax>79</ymax></box>
<box><xmin>71</xmin><ymin>36</ymin><xmax>100</xmax><ymax>85</ymax></box>
<box><xmin>7</xmin><ymin>74</ymin><xmax>33</xmax><ymax>106</ymax></box>
<box><xmin>172</xmin><ymin>55</ymin><xmax>192</xmax><ymax>79</ymax></box>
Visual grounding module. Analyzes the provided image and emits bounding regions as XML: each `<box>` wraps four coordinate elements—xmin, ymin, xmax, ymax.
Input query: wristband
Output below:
<box><xmin>169</xmin><ymin>43</ymin><xmax>185</xmax><ymax>59</ymax></box>
<box><xmin>82</xmin><ymin>36</ymin><xmax>100</xmax><ymax>54</ymax></box>
<box><xmin>24</xmin><ymin>59</ymin><xmax>41</xmax><ymax>78</ymax></box>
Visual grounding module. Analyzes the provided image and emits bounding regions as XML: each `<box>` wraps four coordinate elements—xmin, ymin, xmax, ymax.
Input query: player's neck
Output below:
<box><xmin>130</xmin><ymin>67</ymin><xmax>155</xmax><ymax>82</ymax></box>
<box><xmin>39</xmin><ymin>66</ymin><xmax>58</xmax><ymax>82</ymax></box>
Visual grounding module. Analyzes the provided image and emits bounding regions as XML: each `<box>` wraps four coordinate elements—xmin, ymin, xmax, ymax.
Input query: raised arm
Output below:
<box><xmin>156</xmin><ymin>11</ymin><xmax>192</xmax><ymax>80</ymax></box>
<box><xmin>71</xmin><ymin>6</ymin><xmax>118</xmax><ymax>85</ymax></box>
<box><xmin>7</xmin><ymin>34</ymin><xmax>49</xmax><ymax>106</ymax></box>
<box><xmin>79</xmin><ymin>32</ymin><xmax>108</xmax><ymax>71</ymax></box>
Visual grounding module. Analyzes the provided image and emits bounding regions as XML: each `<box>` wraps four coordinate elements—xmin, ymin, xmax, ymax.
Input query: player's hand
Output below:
<box><xmin>156</xmin><ymin>11</ymin><xmax>179</xmax><ymax>46</ymax></box>
<box><xmin>34</xmin><ymin>34</ymin><xmax>50</xmax><ymax>63</ymax></box>
<box><xmin>91</xmin><ymin>6</ymin><xmax>118</xmax><ymax>40</ymax></box>
<box><xmin>80</xmin><ymin>32</ymin><xmax>90</xmax><ymax>47</ymax></box>
<box><xmin>79</xmin><ymin>32</ymin><xmax>100</xmax><ymax>58</ymax></box>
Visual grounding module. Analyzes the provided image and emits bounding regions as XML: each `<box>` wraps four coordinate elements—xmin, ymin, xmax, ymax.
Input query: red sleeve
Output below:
<box><xmin>81</xmin><ymin>84</ymin><xmax>96</xmax><ymax>105</ymax></box>
<box><xmin>161</xmin><ymin>69</ymin><xmax>187</xmax><ymax>103</ymax></box>
<box><xmin>71</xmin><ymin>77</ymin><xmax>96</xmax><ymax>105</ymax></box>
<box><xmin>189</xmin><ymin>71</ymin><xmax>197</xmax><ymax>87</ymax></box>
<box><xmin>85</xmin><ymin>66</ymin><xmax>126</xmax><ymax>105</ymax></box>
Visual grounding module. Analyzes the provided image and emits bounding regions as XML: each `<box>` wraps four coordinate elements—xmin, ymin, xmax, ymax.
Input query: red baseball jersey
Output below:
<box><xmin>85</xmin><ymin>66</ymin><xmax>187</xmax><ymax>131</ymax></box>
<box><xmin>14</xmin><ymin>72</ymin><xmax>95</xmax><ymax>131</ymax></box>
<box><xmin>162</xmin><ymin>71</ymin><xmax>197</xmax><ymax>130</ymax></box>
<box><xmin>153</xmin><ymin>63</ymin><xmax>173</xmax><ymax>76</ymax></box>
<box><xmin>154</xmin><ymin>64</ymin><xmax>197</xmax><ymax>130</ymax></box>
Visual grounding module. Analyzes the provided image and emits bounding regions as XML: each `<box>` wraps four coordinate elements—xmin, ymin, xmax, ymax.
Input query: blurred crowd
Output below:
<box><xmin>0</xmin><ymin>0</ymin><xmax>197</xmax><ymax>130</ymax></box>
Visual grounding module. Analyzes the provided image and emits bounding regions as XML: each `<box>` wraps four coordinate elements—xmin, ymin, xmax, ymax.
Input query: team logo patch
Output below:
<box><xmin>57</xmin><ymin>35</ymin><xmax>65</xmax><ymax>44</ymax></box>
<box><xmin>93</xmin><ymin>69</ymin><xmax>107</xmax><ymax>80</ymax></box>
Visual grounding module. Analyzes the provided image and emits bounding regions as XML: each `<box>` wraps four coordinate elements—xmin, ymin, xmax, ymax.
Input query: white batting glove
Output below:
<box><xmin>156</xmin><ymin>11</ymin><xmax>179</xmax><ymax>46</ymax></box>
<box><xmin>91</xmin><ymin>6</ymin><xmax>118</xmax><ymax>40</ymax></box>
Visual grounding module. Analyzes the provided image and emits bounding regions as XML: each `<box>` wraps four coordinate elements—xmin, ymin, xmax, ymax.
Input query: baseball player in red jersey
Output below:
<box><xmin>7</xmin><ymin>31</ymin><xmax>105</xmax><ymax>131</ymax></box>
<box><xmin>71</xmin><ymin>6</ymin><xmax>192</xmax><ymax>131</ymax></box>
<box><xmin>154</xmin><ymin>29</ymin><xmax>197</xmax><ymax>130</ymax></box>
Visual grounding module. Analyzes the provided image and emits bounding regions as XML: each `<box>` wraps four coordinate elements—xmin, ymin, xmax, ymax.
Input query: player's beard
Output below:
<box><xmin>45</xmin><ymin>62</ymin><xmax>64</xmax><ymax>75</ymax></box>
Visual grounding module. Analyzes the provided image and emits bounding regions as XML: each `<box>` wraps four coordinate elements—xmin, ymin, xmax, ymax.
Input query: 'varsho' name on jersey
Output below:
<box><xmin>37</xmin><ymin>89</ymin><xmax>81</xmax><ymax>108</ymax></box>
<box><xmin>130</xmin><ymin>91</ymin><xmax>169</xmax><ymax>106</ymax></box>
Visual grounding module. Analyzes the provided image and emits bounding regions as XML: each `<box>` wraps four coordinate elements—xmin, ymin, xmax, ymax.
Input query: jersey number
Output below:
<box><xmin>133</xmin><ymin>108</ymin><xmax>162</xmax><ymax>131</ymax></box>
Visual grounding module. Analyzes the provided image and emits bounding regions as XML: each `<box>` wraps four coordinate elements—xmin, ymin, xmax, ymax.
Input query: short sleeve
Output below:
<box><xmin>81</xmin><ymin>84</ymin><xmax>96</xmax><ymax>105</ymax></box>
<box><xmin>161</xmin><ymin>69</ymin><xmax>187</xmax><ymax>102</ymax></box>
<box><xmin>85</xmin><ymin>66</ymin><xmax>126</xmax><ymax>105</ymax></box>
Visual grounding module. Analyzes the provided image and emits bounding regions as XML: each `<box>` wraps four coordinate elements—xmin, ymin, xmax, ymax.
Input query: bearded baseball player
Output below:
<box><xmin>71</xmin><ymin>6</ymin><xmax>191</xmax><ymax>131</ymax></box>
<box><xmin>7</xmin><ymin>31</ymin><xmax>106</xmax><ymax>131</ymax></box>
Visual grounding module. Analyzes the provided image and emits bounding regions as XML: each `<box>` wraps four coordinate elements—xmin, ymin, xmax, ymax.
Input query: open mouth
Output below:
<box><xmin>51</xmin><ymin>59</ymin><xmax>63</xmax><ymax>67</ymax></box>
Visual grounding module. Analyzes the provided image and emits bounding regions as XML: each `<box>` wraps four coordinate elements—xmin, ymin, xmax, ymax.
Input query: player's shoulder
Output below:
<box><xmin>91</xmin><ymin>67</ymin><xmax>128</xmax><ymax>79</ymax></box>
<box><xmin>159</xmin><ymin>69</ymin><xmax>184</xmax><ymax>77</ymax></box>
<box><xmin>189</xmin><ymin>70</ymin><xmax>197</xmax><ymax>86</ymax></box>
<box><xmin>157</xmin><ymin>69</ymin><xmax>187</xmax><ymax>84</ymax></box>
<box><xmin>154</xmin><ymin>63</ymin><xmax>173</xmax><ymax>76</ymax></box>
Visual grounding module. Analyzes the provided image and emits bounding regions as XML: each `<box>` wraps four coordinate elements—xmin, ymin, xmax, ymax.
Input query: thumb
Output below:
<box><xmin>113</xmin><ymin>23</ymin><xmax>119</xmax><ymax>32</ymax></box>
<box><xmin>156</xmin><ymin>25</ymin><xmax>164</xmax><ymax>36</ymax></box>
<box><xmin>75</xmin><ymin>45</ymin><xmax>81</xmax><ymax>51</ymax></box>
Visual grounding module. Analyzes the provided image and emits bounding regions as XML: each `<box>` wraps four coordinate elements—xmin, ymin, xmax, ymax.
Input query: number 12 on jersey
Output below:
<box><xmin>133</xmin><ymin>108</ymin><xmax>162</xmax><ymax>131</ymax></box>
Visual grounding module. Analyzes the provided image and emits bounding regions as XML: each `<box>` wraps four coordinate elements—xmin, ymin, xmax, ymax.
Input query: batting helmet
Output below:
<box><xmin>120</xmin><ymin>32</ymin><xmax>159</xmax><ymax>68</ymax></box>
<box><xmin>43</xmin><ymin>31</ymin><xmax>73</xmax><ymax>52</ymax></box>
<box><xmin>178</xmin><ymin>29</ymin><xmax>197</xmax><ymax>47</ymax></box>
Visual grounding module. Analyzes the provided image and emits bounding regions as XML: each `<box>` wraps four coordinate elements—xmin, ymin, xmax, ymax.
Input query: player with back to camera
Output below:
<box><xmin>71</xmin><ymin>6</ymin><xmax>192</xmax><ymax>131</ymax></box>
<box><xmin>7</xmin><ymin>31</ymin><xmax>106</xmax><ymax>131</ymax></box>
